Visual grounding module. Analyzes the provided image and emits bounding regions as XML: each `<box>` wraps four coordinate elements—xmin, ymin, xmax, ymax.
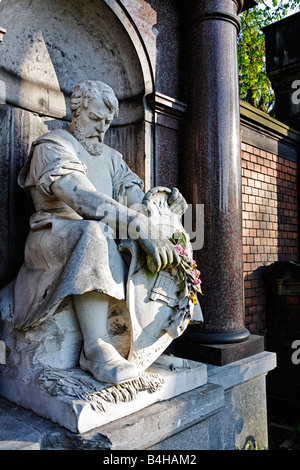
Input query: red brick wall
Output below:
<box><xmin>241</xmin><ymin>143</ymin><xmax>299</xmax><ymax>336</ymax></box>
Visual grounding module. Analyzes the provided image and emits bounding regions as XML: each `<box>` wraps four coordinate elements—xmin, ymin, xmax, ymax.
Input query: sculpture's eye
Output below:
<box><xmin>89</xmin><ymin>113</ymin><xmax>100</xmax><ymax>121</ymax></box>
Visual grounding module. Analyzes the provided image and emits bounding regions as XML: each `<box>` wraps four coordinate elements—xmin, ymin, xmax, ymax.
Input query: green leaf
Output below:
<box><xmin>171</xmin><ymin>231</ymin><xmax>187</xmax><ymax>252</ymax></box>
<box><xmin>238</xmin><ymin>0</ymin><xmax>300</xmax><ymax>115</ymax></box>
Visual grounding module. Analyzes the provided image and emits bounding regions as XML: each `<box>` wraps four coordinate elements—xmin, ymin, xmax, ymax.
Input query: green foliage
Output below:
<box><xmin>171</xmin><ymin>231</ymin><xmax>187</xmax><ymax>252</ymax></box>
<box><xmin>238</xmin><ymin>0</ymin><xmax>300</xmax><ymax>115</ymax></box>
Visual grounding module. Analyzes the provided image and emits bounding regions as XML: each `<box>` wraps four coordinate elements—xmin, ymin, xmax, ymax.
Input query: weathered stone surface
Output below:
<box><xmin>0</xmin><ymin>0</ymin><xmax>145</xmax><ymax>110</ymax></box>
<box><xmin>0</xmin><ymin>382</ymin><xmax>222</xmax><ymax>450</ymax></box>
<box><xmin>0</xmin><ymin>347</ymin><xmax>207</xmax><ymax>434</ymax></box>
<box><xmin>0</xmin><ymin>351</ymin><xmax>276</xmax><ymax>450</ymax></box>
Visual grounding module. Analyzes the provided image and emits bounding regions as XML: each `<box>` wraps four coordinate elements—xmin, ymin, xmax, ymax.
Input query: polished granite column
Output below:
<box><xmin>175</xmin><ymin>0</ymin><xmax>263</xmax><ymax>364</ymax></box>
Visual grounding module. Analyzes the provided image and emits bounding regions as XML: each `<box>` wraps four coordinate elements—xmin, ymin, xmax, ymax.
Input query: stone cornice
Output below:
<box><xmin>146</xmin><ymin>92</ymin><xmax>187</xmax><ymax>120</ymax></box>
<box><xmin>240</xmin><ymin>100</ymin><xmax>300</xmax><ymax>162</ymax></box>
<box><xmin>240</xmin><ymin>99</ymin><xmax>300</xmax><ymax>143</ymax></box>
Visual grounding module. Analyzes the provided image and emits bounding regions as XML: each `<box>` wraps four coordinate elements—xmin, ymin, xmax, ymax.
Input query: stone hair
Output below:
<box><xmin>69</xmin><ymin>80</ymin><xmax>119</xmax><ymax>119</ymax></box>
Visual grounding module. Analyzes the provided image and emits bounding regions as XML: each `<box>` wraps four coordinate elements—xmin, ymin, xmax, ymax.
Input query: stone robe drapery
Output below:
<box><xmin>12</xmin><ymin>129</ymin><xmax>143</xmax><ymax>330</ymax></box>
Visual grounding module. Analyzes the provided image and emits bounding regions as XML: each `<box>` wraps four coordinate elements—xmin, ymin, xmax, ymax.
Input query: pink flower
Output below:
<box><xmin>174</xmin><ymin>244</ymin><xmax>187</xmax><ymax>256</ymax></box>
<box><xmin>193</xmin><ymin>279</ymin><xmax>201</xmax><ymax>285</ymax></box>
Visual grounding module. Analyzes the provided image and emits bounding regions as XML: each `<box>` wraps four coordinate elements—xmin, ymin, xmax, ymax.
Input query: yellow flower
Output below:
<box><xmin>189</xmin><ymin>294</ymin><xmax>197</xmax><ymax>305</ymax></box>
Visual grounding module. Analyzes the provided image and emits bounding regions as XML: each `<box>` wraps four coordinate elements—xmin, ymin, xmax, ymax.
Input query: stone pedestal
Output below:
<box><xmin>0</xmin><ymin>359</ymin><xmax>207</xmax><ymax>435</ymax></box>
<box><xmin>0</xmin><ymin>351</ymin><xmax>276</xmax><ymax>450</ymax></box>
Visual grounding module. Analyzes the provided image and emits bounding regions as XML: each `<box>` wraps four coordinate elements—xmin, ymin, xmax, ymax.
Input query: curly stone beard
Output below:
<box><xmin>73</xmin><ymin>121</ymin><xmax>104</xmax><ymax>156</ymax></box>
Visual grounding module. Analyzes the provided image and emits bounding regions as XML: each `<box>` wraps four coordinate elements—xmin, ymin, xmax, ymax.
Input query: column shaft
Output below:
<box><xmin>181</xmin><ymin>0</ymin><xmax>249</xmax><ymax>344</ymax></box>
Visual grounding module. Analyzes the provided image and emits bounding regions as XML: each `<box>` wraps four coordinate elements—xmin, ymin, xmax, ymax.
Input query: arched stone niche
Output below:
<box><xmin>0</xmin><ymin>0</ymin><xmax>153</xmax><ymax>287</ymax></box>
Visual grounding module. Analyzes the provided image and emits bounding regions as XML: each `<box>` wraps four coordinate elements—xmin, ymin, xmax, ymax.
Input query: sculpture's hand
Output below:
<box><xmin>144</xmin><ymin>186</ymin><xmax>188</xmax><ymax>216</ymax></box>
<box><xmin>139</xmin><ymin>236</ymin><xmax>181</xmax><ymax>273</ymax></box>
<box><xmin>135</xmin><ymin>217</ymin><xmax>181</xmax><ymax>273</ymax></box>
<box><xmin>167</xmin><ymin>187</ymin><xmax>188</xmax><ymax>216</ymax></box>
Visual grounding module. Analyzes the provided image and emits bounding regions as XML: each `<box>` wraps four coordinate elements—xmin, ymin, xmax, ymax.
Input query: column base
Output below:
<box><xmin>180</xmin><ymin>326</ymin><xmax>251</xmax><ymax>345</ymax></box>
<box><xmin>173</xmin><ymin>334</ymin><xmax>265</xmax><ymax>366</ymax></box>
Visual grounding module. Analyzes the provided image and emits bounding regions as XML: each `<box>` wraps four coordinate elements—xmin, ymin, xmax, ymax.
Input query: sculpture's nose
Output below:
<box><xmin>97</xmin><ymin>119</ymin><xmax>106</xmax><ymax>132</ymax></box>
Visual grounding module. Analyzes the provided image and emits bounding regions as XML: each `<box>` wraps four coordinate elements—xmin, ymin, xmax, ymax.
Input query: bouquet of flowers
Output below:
<box><xmin>171</xmin><ymin>231</ymin><xmax>203</xmax><ymax>306</ymax></box>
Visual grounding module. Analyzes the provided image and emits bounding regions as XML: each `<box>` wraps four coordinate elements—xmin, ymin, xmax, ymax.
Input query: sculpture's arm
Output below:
<box><xmin>51</xmin><ymin>172</ymin><xmax>180</xmax><ymax>273</ymax></box>
<box><xmin>124</xmin><ymin>184</ymin><xmax>145</xmax><ymax>208</ymax></box>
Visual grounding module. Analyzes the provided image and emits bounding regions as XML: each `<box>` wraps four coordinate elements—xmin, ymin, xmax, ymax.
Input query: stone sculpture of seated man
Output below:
<box><xmin>12</xmin><ymin>80</ymin><xmax>189</xmax><ymax>385</ymax></box>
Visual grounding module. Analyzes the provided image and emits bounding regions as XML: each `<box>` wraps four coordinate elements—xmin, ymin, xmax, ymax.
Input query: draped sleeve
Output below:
<box><xmin>111</xmin><ymin>155</ymin><xmax>144</xmax><ymax>202</ymax></box>
<box><xmin>19</xmin><ymin>133</ymin><xmax>87</xmax><ymax>198</ymax></box>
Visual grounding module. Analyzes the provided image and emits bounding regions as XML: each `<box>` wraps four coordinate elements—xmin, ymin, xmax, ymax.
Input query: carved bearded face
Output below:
<box><xmin>74</xmin><ymin>98</ymin><xmax>115</xmax><ymax>155</ymax></box>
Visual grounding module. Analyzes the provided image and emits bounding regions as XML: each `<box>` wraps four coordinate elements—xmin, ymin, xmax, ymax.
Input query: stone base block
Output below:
<box><xmin>0</xmin><ymin>382</ymin><xmax>223</xmax><ymax>450</ymax></box>
<box><xmin>0</xmin><ymin>351</ymin><xmax>276</xmax><ymax>450</ymax></box>
<box><xmin>174</xmin><ymin>334</ymin><xmax>265</xmax><ymax>365</ymax></box>
<box><xmin>0</xmin><ymin>358</ymin><xmax>207</xmax><ymax>434</ymax></box>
